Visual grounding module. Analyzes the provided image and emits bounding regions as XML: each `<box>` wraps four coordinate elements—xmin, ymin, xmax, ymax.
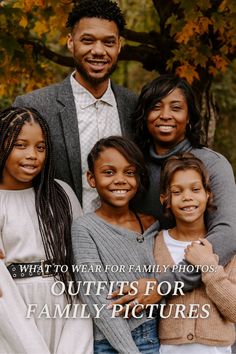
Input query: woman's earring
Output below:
<box><xmin>186</xmin><ymin>122</ymin><xmax>191</xmax><ymax>132</ymax></box>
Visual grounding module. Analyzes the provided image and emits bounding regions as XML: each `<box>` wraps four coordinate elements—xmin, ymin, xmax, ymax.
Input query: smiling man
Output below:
<box><xmin>13</xmin><ymin>0</ymin><xmax>137</xmax><ymax>212</ymax></box>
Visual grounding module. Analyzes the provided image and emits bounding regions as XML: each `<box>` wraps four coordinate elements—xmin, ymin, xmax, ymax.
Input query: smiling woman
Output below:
<box><xmin>146</xmin><ymin>88</ymin><xmax>189</xmax><ymax>155</ymax></box>
<box><xmin>111</xmin><ymin>74</ymin><xmax>236</xmax><ymax>317</ymax></box>
<box><xmin>131</xmin><ymin>75</ymin><xmax>236</xmax><ymax>236</ymax></box>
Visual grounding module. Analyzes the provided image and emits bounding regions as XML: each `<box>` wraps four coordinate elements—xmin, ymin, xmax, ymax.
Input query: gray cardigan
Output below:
<box><xmin>132</xmin><ymin>139</ymin><xmax>236</xmax><ymax>292</ymax></box>
<box><xmin>72</xmin><ymin>213</ymin><xmax>159</xmax><ymax>354</ymax></box>
<box><xmin>13</xmin><ymin>75</ymin><xmax>137</xmax><ymax>204</ymax></box>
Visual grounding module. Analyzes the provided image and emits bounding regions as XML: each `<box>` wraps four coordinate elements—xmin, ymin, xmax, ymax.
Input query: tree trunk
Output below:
<box><xmin>200</xmin><ymin>87</ymin><xmax>219</xmax><ymax>148</ymax></box>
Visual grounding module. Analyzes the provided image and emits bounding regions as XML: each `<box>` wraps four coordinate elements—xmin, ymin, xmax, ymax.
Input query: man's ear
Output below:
<box><xmin>67</xmin><ymin>33</ymin><xmax>74</xmax><ymax>54</ymax></box>
<box><xmin>87</xmin><ymin>171</ymin><xmax>96</xmax><ymax>188</ymax></box>
<box><xmin>160</xmin><ymin>194</ymin><xmax>165</xmax><ymax>205</ymax></box>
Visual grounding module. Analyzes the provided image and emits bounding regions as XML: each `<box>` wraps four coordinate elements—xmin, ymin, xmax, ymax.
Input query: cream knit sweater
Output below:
<box><xmin>154</xmin><ymin>232</ymin><xmax>236</xmax><ymax>346</ymax></box>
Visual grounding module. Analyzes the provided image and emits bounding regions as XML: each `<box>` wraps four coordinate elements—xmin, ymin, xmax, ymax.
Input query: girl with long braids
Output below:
<box><xmin>0</xmin><ymin>107</ymin><xmax>93</xmax><ymax>354</ymax></box>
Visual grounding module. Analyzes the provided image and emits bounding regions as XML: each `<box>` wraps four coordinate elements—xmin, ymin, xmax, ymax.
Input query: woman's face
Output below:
<box><xmin>147</xmin><ymin>88</ymin><xmax>189</xmax><ymax>154</ymax></box>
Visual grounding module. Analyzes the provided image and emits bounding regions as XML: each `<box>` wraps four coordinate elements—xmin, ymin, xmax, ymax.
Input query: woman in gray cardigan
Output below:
<box><xmin>111</xmin><ymin>74</ymin><xmax>236</xmax><ymax>307</ymax></box>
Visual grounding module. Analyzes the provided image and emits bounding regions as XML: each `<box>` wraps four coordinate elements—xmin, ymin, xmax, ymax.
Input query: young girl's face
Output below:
<box><xmin>2</xmin><ymin>121</ymin><xmax>46</xmax><ymax>190</ymax></box>
<box><xmin>87</xmin><ymin>147</ymin><xmax>138</xmax><ymax>208</ymax></box>
<box><xmin>169</xmin><ymin>168</ymin><xmax>209</xmax><ymax>225</ymax></box>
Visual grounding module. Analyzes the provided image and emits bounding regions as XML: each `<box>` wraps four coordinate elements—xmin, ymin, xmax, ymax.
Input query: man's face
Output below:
<box><xmin>67</xmin><ymin>17</ymin><xmax>121</xmax><ymax>88</ymax></box>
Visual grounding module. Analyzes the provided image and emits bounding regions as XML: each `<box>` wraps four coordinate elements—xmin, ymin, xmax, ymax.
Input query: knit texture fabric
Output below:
<box><xmin>132</xmin><ymin>139</ymin><xmax>236</xmax><ymax>293</ymax></box>
<box><xmin>155</xmin><ymin>232</ymin><xmax>236</xmax><ymax>346</ymax></box>
<box><xmin>72</xmin><ymin>213</ymin><xmax>159</xmax><ymax>353</ymax></box>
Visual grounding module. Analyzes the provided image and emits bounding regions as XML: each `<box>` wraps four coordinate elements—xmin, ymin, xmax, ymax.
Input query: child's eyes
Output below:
<box><xmin>125</xmin><ymin>170</ymin><xmax>136</xmax><ymax>176</ymax></box>
<box><xmin>37</xmin><ymin>145</ymin><xmax>46</xmax><ymax>152</ymax></box>
<box><xmin>103</xmin><ymin>170</ymin><xmax>114</xmax><ymax>175</ymax></box>
<box><xmin>14</xmin><ymin>143</ymin><xmax>26</xmax><ymax>149</ymax></box>
<box><xmin>171</xmin><ymin>190</ymin><xmax>181</xmax><ymax>195</ymax></box>
<box><xmin>193</xmin><ymin>187</ymin><xmax>200</xmax><ymax>192</ymax></box>
<box><xmin>14</xmin><ymin>143</ymin><xmax>45</xmax><ymax>152</ymax></box>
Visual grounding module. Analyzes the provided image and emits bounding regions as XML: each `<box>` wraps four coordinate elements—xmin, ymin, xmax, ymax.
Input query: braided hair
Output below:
<box><xmin>0</xmin><ymin>106</ymin><xmax>75</xmax><ymax>300</ymax></box>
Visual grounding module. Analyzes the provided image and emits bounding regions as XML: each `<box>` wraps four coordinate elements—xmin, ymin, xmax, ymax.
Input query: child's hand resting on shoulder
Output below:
<box><xmin>184</xmin><ymin>238</ymin><xmax>218</xmax><ymax>267</ymax></box>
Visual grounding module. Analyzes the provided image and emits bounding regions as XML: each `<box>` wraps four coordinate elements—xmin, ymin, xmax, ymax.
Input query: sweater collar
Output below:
<box><xmin>149</xmin><ymin>138</ymin><xmax>192</xmax><ymax>164</ymax></box>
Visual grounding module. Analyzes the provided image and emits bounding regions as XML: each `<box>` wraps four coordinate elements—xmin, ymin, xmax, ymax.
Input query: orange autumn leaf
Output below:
<box><xmin>198</xmin><ymin>17</ymin><xmax>213</xmax><ymax>35</ymax></box>
<box><xmin>33</xmin><ymin>20</ymin><xmax>49</xmax><ymax>36</ymax></box>
<box><xmin>23</xmin><ymin>0</ymin><xmax>45</xmax><ymax>12</ymax></box>
<box><xmin>211</xmin><ymin>55</ymin><xmax>229</xmax><ymax>72</ymax></box>
<box><xmin>19</xmin><ymin>16</ymin><xmax>28</xmax><ymax>28</ymax></box>
<box><xmin>175</xmin><ymin>20</ymin><xmax>199</xmax><ymax>44</ymax></box>
<box><xmin>176</xmin><ymin>63</ymin><xmax>200</xmax><ymax>84</ymax></box>
<box><xmin>175</xmin><ymin>17</ymin><xmax>213</xmax><ymax>44</ymax></box>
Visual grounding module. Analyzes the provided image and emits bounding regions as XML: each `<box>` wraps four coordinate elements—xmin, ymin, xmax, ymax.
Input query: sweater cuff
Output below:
<box><xmin>201</xmin><ymin>263</ymin><xmax>224</xmax><ymax>285</ymax></box>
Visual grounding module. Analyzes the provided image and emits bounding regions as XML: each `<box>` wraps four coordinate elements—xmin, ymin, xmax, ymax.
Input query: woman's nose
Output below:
<box><xmin>159</xmin><ymin>106</ymin><xmax>171</xmax><ymax>119</ymax></box>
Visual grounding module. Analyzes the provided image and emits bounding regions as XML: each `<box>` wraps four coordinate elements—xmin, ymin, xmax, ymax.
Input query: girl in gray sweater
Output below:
<box><xmin>72</xmin><ymin>136</ymin><xmax>160</xmax><ymax>354</ymax></box>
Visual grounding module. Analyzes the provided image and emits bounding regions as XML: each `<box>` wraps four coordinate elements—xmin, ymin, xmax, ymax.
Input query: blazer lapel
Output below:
<box><xmin>56</xmin><ymin>76</ymin><xmax>83</xmax><ymax>202</ymax></box>
<box><xmin>111</xmin><ymin>81</ymin><xmax>136</xmax><ymax>138</ymax></box>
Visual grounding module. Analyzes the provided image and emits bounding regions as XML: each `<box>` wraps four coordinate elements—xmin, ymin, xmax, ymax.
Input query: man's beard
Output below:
<box><xmin>74</xmin><ymin>59</ymin><xmax>118</xmax><ymax>85</ymax></box>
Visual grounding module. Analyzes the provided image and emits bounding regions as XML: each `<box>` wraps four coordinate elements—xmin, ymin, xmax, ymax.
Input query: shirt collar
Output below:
<box><xmin>70</xmin><ymin>72</ymin><xmax>116</xmax><ymax>109</ymax></box>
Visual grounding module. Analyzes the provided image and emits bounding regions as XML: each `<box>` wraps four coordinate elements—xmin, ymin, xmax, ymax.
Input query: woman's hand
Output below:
<box><xmin>107</xmin><ymin>278</ymin><xmax>162</xmax><ymax>317</ymax></box>
<box><xmin>184</xmin><ymin>238</ymin><xmax>218</xmax><ymax>267</ymax></box>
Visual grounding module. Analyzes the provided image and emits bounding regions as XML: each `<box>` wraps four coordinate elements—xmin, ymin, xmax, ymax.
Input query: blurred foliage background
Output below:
<box><xmin>0</xmin><ymin>0</ymin><xmax>236</xmax><ymax>174</ymax></box>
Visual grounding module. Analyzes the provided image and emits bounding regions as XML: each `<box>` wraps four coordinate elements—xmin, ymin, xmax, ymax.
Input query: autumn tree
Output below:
<box><xmin>1</xmin><ymin>0</ymin><xmax>236</xmax><ymax>145</ymax></box>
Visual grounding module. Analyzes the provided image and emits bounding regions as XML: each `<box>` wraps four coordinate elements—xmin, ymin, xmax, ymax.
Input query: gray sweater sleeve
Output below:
<box><xmin>72</xmin><ymin>219</ymin><xmax>140</xmax><ymax>354</ymax></box>
<box><xmin>158</xmin><ymin>152</ymin><xmax>236</xmax><ymax>293</ymax></box>
<box><xmin>203</xmin><ymin>152</ymin><xmax>236</xmax><ymax>263</ymax></box>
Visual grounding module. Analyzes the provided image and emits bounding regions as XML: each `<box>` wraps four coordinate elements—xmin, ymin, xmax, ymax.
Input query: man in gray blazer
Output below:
<box><xmin>13</xmin><ymin>0</ymin><xmax>137</xmax><ymax>210</ymax></box>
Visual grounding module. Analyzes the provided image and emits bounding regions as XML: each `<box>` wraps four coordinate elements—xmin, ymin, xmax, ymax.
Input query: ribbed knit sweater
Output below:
<box><xmin>155</xmin><ymin>232</ymin><xmax>236</xmax><ymax>346</ymax></box>
<box><xmin>72</xmin><ymin>213</ymin><xmax>159</xmax><ymax>354</ymax></box>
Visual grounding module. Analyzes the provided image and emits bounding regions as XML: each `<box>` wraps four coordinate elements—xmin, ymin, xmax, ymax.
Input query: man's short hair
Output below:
<box><xmin>66</xmin><ymin>0</ymin><xmax>126</xmax><ymax>34</ymax></box>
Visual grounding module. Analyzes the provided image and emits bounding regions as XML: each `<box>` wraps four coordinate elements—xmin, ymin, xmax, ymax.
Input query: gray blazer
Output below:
<box><xmin>13</xmin><ymin>75</ymin><xmax>138</xmax><ymax>203</ymax></box>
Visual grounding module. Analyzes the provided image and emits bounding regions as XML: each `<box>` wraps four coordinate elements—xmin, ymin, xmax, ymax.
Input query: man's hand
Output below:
<box><xmin>184</xmin><ymin>238</ymin><xmax>218</xmax><ymax>267</ymax></box>
<box><xmin>107</xmin><ymin>278</ymin><xmax>162</xmax><ymax>317</ymax></box>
